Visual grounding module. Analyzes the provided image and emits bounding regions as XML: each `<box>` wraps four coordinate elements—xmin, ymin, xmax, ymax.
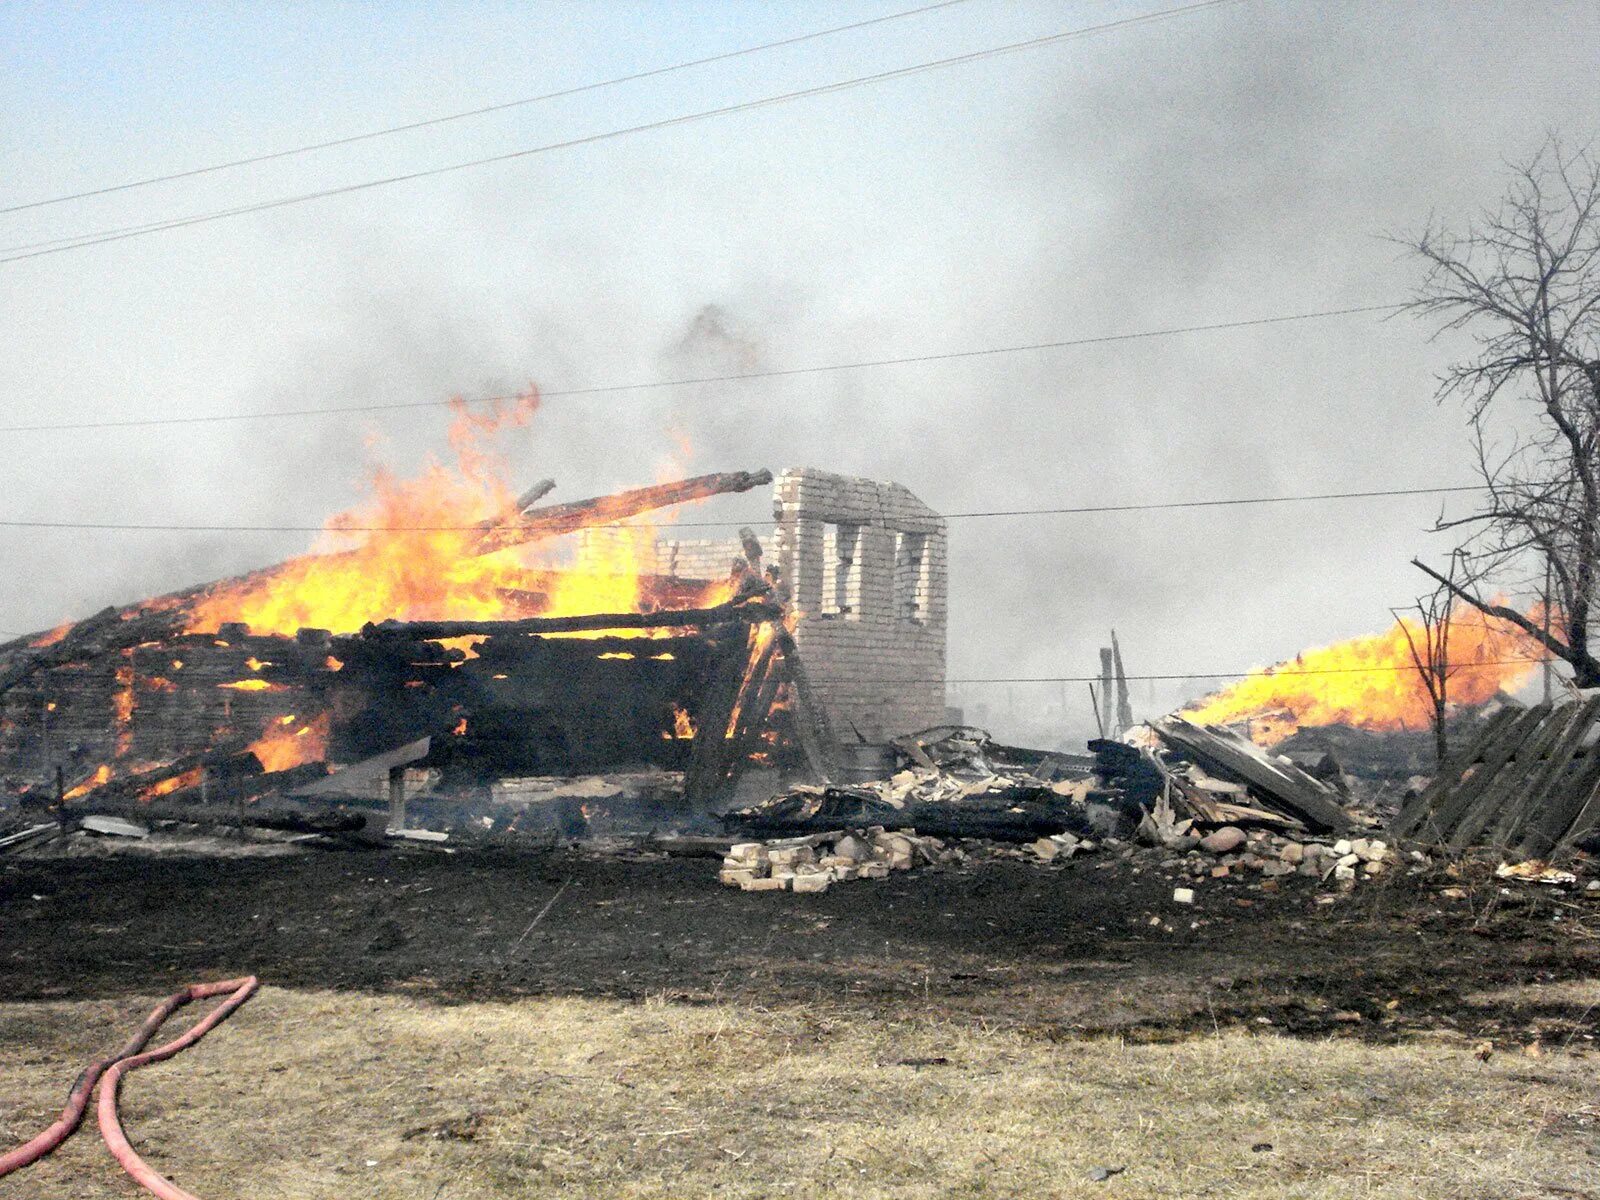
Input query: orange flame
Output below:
<box><xmin>1182</xmin><ymin>604</ymin><xmax>1543</xmax><ymax>744</ymax></box>
<box><xmin>63</xmin><ymin>764</ymin><xmax>112</xmax><ymax>800</ymax></box>
<box><xmin>31</xmin><ymin>620</ymin><xmax>73</xmax><ymax>648</ymax></box>
<box><xmin>179</xmin><ymin>391</ymin><xmax>725</xmax><ymax>638</ymax></box>
<box><xmin>248</xmin><ymin>713</ymin><xmax>330</xmax><ymax>772</ymax></box>
<box><xmin>670</xmin><ymin>703</ymin><xmax>696</xmax><ymax>739</ymax></box>
<box><xmin>113</xmin><ymin>659</ymin><xmax>134</xmax><ymax>756</ymax></box>
<box><xmin>143</xmin><ymin>767</ymin><xmax>204</xmax><ymax>800</ymax></box>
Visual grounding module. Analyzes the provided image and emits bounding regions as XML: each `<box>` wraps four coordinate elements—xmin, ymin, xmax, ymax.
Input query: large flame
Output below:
<box><xmin>181</xmin><ymin>392</ymin><xmax>725</xmax><ymax>637</ymax></box>
<box><xmin>248</xmin><ymin>713</ymin><xmax>331</xmax><ymax>773</ymax></box>
<box><xmin>1182</xmin><ymin>604</ymin><xmax>1544</xmax><ymax>744</ymax></box>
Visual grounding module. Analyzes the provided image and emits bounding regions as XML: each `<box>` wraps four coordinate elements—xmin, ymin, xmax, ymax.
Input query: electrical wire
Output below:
<box><xmin>0</xmin><ymin>301</ymin><xmax>1402</xmax><ymax>434</ymax></box>
<box><xmin>0</xmin><ymin>0</ymin><xmax>1241</xmax><ymax>265</ymax></box>
<box><xmin>0</xmin><ymin>483</ymin><xmax>1481</xmax><ymax>535</ymax></box>
<box><xmin>937</xmin><ymin>658</ymin><xmax>1551</xmax><ymax>684</ymax></box>
<box><xmin>0</xmin><ymin>0</ymin><xmax>977</xmax><ymax>216</ymax></box>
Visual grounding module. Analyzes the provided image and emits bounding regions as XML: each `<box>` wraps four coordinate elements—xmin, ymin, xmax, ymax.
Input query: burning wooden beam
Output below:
<box><xmin>361</xmin><ymin>599</ymin><xmax>782</xmax><ymax>640</ymax></box>
<box><xmin>45</xmin><ymin>467</ymin><xmax>772</xmax><ymax>637</ymax></box>
<box><xmin>471</xmin><ymin>469</ymin><xmax>773</xmax><ymax>555</ymax></box>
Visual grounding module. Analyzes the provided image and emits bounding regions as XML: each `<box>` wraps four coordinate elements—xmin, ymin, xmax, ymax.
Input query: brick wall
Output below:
<box><xmin>772</xmin><ymin>468</ymin><xmax>947</xmax><ymax>742</ymax></box>
<box><xmin>655</xmin><ymin>535</ymin><xmax>773</xmax><ymax>584</ymax></box>
<box><xmin>575</xmin><ymin>469</ymin><xmax>947</xmax><ymax>742</ymax></box>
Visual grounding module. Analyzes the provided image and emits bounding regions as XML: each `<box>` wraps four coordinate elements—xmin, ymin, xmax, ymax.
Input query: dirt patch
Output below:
<box><xmin>3</xmin><ymin>844</ymin><xmax>1597</xmax><ymax>1045</ymax></box>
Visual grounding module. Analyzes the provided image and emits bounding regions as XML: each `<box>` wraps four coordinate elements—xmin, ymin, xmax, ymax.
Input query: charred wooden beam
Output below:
<box><xmin>0</xmin><ymin>606</ymin><xmax>187</xmax><ymax>696</ymax></box>
<box><xmin>470</xmin><ymin>478</ymin><xmax>558</xmax><ymax>537</ymax></box>
<box><xmin>363</xmin><ymin>600</ymin><xmax>782</xmax><ymax>640</ymax></box>
<box><xmin>683</xmin><ymin>625</ymin><xmax>760</xmax><ymax>809</ymax></box>
<box><xmin>730</xmin><ymin>796</ymin><xmax>1083</xmax><ymax>843</ymax></box>
<box><xmin>66</xmin><ymin>741</ymin><xmax>262</xmax><ymax>807</ymax></box>
<box><xmin>471</xmin><ymin>469</ymin><xmax>773</xmax><ymax>555</ymax></box>
<box><xmin>80</xmin><ymin>789</ymin><xmax>363</xmax><ymax>835</ymax></box>
<box><xmin>690</xmin><ymin>625</ymin><xmax>784</xmax><ymax>806</ymax></box>
<box><xmin>78</xmin><ymin>761</ymin><xmax>331</xmax><ymax>813</ymax></box>
<box><xmin>514</xmin><ymin>478</ymin><xmax>558</xmax><ymax>511</ymax></box>
<box><xmin>771</xmin><ymin>629</ymin><xmax>838</xmax><ymax>785</ymax></box>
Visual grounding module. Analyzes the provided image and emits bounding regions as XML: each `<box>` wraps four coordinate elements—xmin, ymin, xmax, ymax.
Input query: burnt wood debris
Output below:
<box><xmin>2</xmin><ymin>463</ymin><xmax>1599</xmax><ymax>870</ymax></box>
<box><xmin>0</xmin><ymin>468</ymin><xmax>803</xmax><ymax>835</ymax></box>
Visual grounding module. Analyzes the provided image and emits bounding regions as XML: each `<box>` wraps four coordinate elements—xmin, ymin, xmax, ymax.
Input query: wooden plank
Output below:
<box><xmin>1153</xmin><ymin>717</ymin><xmax>1352</xmax><ymax>832</ymax></box>
<box><xmin>711</xmin><ymin>629</ymin><xmax>784</xmax><ymax>799</ymax></box>
<box><xmin>1484</xmin><ymin>696</ymin><xmax>1600</xmax><ymax>849</ymax></box>
<box><xmin>387</xmin><ymin>765</ymin><xmax>407</xmax><ymax>834</ymax></box>
<box><xmin>1446</xmin><ymin>701</ymin><xmax>1589</xmax><ymax>849</ymax></box>
<box><xmin>1390</xmin><ymin>707</ymin><xmax>1519</xmax><ymax>837</ymax></box>
<box><xmin>291</xmin><ymin>736</ymin><xmax>431</xmax><ymax>798</ymax></box>
<box><xmin>1511</xmin><ymin>702</ymin><xmax>1600</xmax><ymax>856</ymax></box>
<box><xmin>1511</xmin><ymin>746</ymin><xmax>1600</xmax><ymax>856</ymax></box>
<box><xmin>682</xmin><ymin>627</ymin><xmax>758</xmax><ymax>808</ymax></box>
<box><xmin>1405</xmin><ymin>705</ymin><xmax>1550</xmax><ymax>843</ymax></box>
<box><xmin>1552</xmin><ymin>774</ymin><xmax>1600</xmax><ymax>852</ymax></box>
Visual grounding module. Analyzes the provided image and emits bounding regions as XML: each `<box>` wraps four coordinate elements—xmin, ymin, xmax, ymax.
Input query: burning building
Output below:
<box><xmin>0</xmin><ymin>417</ymin><xmax>946</xmax><ymax>825</ymax></box>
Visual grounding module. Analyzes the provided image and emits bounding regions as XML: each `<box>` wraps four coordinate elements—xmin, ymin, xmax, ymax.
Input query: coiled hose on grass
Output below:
<box><xmin>0</xmin><ymin>976</ymin><xmax>258</xmax><ymax>1198</ymax></box>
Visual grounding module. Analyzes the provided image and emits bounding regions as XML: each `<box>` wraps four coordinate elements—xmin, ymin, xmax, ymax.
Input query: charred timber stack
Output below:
<box><xmin>0</xmin><ymin>467</ymin><xmax>813</xmax><ymax>819</ymax></box>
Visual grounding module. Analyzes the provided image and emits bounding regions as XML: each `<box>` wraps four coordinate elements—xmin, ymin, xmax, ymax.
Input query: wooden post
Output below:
<box><xmin>1111</xmin><ymin>630</ymin><xmax>1134</xmax><ymax>735</ymax></box>
<box><xmin>683</xmin><ymin>626</ymin><xmax>759</xmax><ymax>808</ymax></box>
<box><xmin>1543</xmin><ymin>560</ymin><xmax>1554</xmax><ymax>704</ymax></box>
<box><xmin>387</xmin><ymin>765</ymin><xmax>407</xmax><ymax>833</ymax></box>
<box><xmin>1098</xmin><ymin>647</ymin><xmax>1116</xmax><ymax>739</ymax></box>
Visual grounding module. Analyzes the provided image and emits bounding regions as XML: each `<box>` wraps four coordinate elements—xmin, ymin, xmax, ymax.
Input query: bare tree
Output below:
<box><xmin>1405</xmin><ymin>136</ymin><xmax>1600</xmax><ymax>686</ymax></box>
<box><xmin>1393</xmin><ymin>569</ymin><xmax>1458</xmax><ymax>766</ymax></box>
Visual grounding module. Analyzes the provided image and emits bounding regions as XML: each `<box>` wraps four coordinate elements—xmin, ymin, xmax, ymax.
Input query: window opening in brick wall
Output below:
<box><xmin>893</xmin><ymin>531</ymin><xmax>931</xmax><ymax>623</ymax></box>
<box><xmin>820</xmin><ymin>522</ymin><xmax>861</xmax><ymax>618</ymax></box>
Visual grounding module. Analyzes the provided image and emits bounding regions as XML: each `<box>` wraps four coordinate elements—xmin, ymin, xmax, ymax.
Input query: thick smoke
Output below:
<box><xmin>2</xmin><ymin>1</ymin><xmax>1596</xmax><ymax>748</ymax></box>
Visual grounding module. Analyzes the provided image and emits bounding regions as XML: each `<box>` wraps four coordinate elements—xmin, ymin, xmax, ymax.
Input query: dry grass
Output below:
<box><xmin>2</xmin><ymin>987</ymin><xmax>1598</xmax><ymax>1199</ymax></box>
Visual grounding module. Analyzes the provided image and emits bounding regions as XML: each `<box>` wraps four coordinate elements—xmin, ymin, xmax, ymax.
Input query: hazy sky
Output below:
<box><xmin>2</xmin><ymin>0</ymin><xmax>1596</xmax><ymax>741</ymax></box>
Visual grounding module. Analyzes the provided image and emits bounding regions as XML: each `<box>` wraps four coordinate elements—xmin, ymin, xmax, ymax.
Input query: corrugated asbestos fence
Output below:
<box><xmin>1391</xmin><ymin>696</ymin><xmax>1600</xmax><ymax>857</ymax></box>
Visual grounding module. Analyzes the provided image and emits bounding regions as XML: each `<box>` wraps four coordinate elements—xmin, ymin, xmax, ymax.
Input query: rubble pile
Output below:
<box><xmin>719</xmin><ymin>829</ymin><xmax>952</xmax><ymax>893</ymax></box>
<box><xmin>1141</xmin><ymin>717</ymin><xmax>1354</xmax><ymax>833</ymax></box>
<box><xmin>728</xmin><ymin>725</ymin><xmax>1111</xmax><ymax>843</ymax></box>
<box><xmin>719</xmin><ymin>825</ymin><xmax>1105</xmax><ymax>893</ymax></box>
<box><xmin>1141</xmin><ymin>817</ymin><xmax>1397</xmax><ymax>891</ymax></box>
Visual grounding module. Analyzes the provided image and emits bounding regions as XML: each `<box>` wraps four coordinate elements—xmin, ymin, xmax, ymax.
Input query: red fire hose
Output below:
<box><xmin>0</xmin><ymin>976</ymin><xmax>258</xmax><ymax>1198</ymax></box>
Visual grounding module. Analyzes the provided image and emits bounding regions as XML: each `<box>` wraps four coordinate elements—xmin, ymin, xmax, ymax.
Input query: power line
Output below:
<box><xmin>0</xmin><ymin>483</ymin><xmax>1482</xmax><ymax>535</ymax></box>
<box><xmin>938</xmin><ymin>658</ymin><xmax>1550</xmax><ymax>683</ymax></box>
<box><xmin>0</xmin><ymin>301</ymin><xmax>1400</xmax><ymax>434</ymax></box>
<box><xmin>0</xmin><ymin>0</ymin><xmax>1241</xmax><ymax>266</ymax></box>
<box><xmin>0</xmin><ymin>0</ymin><xmax>977</xmax><ymax>217</ymax></box>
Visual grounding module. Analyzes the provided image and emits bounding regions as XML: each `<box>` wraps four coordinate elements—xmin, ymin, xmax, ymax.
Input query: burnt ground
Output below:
<box><xmin>1</xmin><ymin>842</ymin><xmax>1597</xmax><ymax>1047</ymax></box>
